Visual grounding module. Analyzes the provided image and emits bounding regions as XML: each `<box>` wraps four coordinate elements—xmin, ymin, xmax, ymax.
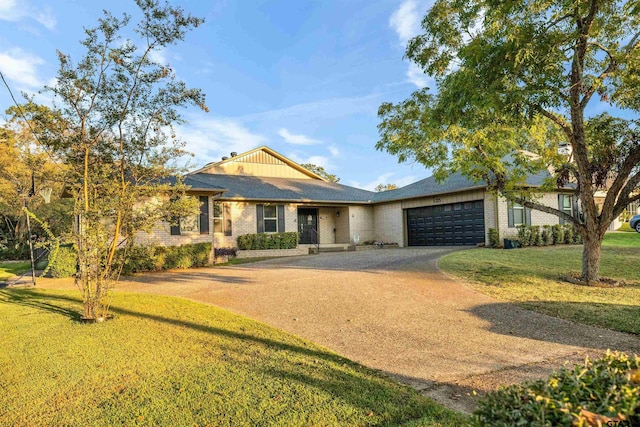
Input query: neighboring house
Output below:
<box><xmin>141</xmin><ymin>146</ymin><xmax>578</xmax><ymax>250</ymax></box>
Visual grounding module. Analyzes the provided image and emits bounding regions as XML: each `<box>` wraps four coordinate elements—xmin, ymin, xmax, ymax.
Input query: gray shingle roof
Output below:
<box><xmin>185</xmin><ymin>169</ymin><xmax>563</xmax><ymax>204</ymax></box>
<box><xmin>187</xmin><ymin>173</ymin><xmax>376</xmax><ymax>203</ymax></box>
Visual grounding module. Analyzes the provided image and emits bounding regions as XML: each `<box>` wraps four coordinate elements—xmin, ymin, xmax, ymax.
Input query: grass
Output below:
<box><xmin>0</xmin><ymin>288</ymin><xmax>467</xmax><ymax>427</ymax></box>
<box><xmin>439</xmin><ymin>233</ymin><xmax>640</xmax><ymax>335</ymax></box>
<box><xmin>617</xmin><ymin>222</ymin><xmax>636</xmax><ymax>232</ymax></box>
<box><xmin>0</xmin><ymin>261</ymin><xmax>31</xmax><ymax>281</ymax></box>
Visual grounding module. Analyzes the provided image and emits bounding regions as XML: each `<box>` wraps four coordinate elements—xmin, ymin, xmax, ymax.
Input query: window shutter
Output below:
<box><xmin>277</xmin><ymin>205</ymin><xmax>285</xmax><ymax>233</ymax></box>
<box><xmin>170</xmin><ymin>218</ymin><xmax>181</xmax><ymax>235</ymax></box>
<box><xmin>224</xmin><ymin>204</ymin><xmax>232</xmax><ymax>236</ymax></box>
<box><xmin>525</xmin><ymin>206</ymin><xmax>531</xmax><ymax>226</ymax></box>
<box><xmin>507</xmin><ymin>204</ymin><xmax>514</xmax><ymax>228</ymax></box>
<box><xmin>256</xmin><ymin>204</ymin><xmax>264</xmax><ymax>233</ymax></box>
<box><xmin>199</xmin><ymin>196</ymin><xmax>209</xmax><ymax>234</ymax></box>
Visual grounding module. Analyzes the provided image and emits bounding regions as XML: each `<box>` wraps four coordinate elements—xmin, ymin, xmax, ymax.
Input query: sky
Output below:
<box><xmin>0</xmin><ymin>0</ymin><xmax>437</xmax><ymax>191</ymax></box>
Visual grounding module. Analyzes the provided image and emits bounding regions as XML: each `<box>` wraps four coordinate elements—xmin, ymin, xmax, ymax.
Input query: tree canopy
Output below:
<box><xmin>377</xmin><ymin>0</ymin><xmax>640</xmax><ymax>282</ymax></box>
<box><xmin>374</xmin><ymin>183</ymin><xmax>398</xmax><ymax>192</ymax></box>
<box><xmin>301</xmin><ymin>163</ymin><xmax>340</xmax><ymax>183</ymax></box>
<box><xmin>15</xmin><ymin>0</ymin><xmax>207</xmax><ymax>319</ymax></box>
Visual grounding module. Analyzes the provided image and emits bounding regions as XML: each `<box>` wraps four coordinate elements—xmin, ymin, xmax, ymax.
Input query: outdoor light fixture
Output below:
<box><xmin>336</xmin><ymin>211</ymin><xmax>340</xmax><ymax>217</ymax></box>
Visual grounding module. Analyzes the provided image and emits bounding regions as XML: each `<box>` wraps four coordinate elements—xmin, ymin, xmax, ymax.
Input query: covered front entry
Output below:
<box><xmin>406</xmin><ymin>200</ymin><xmax>485</xmax><ymax>246</ymax></box>
<box><xmin>298</xmin><ymin>208</ymin><xmax>318</xmax><ymax>244</ymax></box>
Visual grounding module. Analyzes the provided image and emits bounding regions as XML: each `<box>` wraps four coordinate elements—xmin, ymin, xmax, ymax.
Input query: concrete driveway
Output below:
<box><xmin>53</xmin><ymin>248</ymin><xmax>640</xmax><ymax>412</ymax></box>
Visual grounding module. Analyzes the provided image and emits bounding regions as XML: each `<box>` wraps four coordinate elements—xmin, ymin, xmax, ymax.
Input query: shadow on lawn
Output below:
<box><xmin>0</xmin><ymin>288</ymin><xmax>465</xmax><ymax>426</ymax></box>
<box><xmin>468</xmin><ymin>301</ymin><xmax>640</xmax><ymax>352</ymax></box>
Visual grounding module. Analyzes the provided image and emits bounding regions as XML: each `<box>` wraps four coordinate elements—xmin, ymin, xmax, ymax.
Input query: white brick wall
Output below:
<box><xmin>349</xmin><ymin>205</ymin><xmax>375</xmax><ymax>244</ymax></box>
<box><xmin>373</xmin><ymin>202</ymin><xmax>403</xmax><ymax>246</ymax></box>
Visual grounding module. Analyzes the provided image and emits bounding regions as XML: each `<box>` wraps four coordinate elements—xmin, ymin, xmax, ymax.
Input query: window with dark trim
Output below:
<box><xmin>170</xmin><ymin>195</ymin><xmax>210</xmax><ymax>235</ymax></box>
<box><xmin>213</xmin><ymin>202</ymin><xmax>223</xmax><ymax>233</ymax></box>
<box><xmin>256</xmin><ymin>204</ymin><xmax>285</xmax><ymax>233</ymax></box>
<box><xmin>508</xmin><ymin>201</ymin><xmax>531</xmax><ymax>227</ymax></box>
<box><xmin>559</xmin><ymin>194</ymin><xmax>574</xmax><ymax>224</ymax></box>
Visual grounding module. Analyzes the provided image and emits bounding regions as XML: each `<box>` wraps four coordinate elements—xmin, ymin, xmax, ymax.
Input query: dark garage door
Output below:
<box><xmin>407</xmin><ymin>200</ymin><xmax>485</xmax><ymax>246</ymax></box>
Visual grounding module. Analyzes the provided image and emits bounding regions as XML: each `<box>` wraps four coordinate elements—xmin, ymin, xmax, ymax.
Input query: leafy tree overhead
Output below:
<box><xmin>16</xmin><ymin>0</ymin><xmax>206</xmax><ymax>320</ymax></box>
<box><xmin>377</xmin><ymin>0</ymin><xmax>640</xmax><ymax>284</ymax></box>
<box><xmin>375</xmin><ymin>183</ymin><xmax>398</xmax><ymax>192</ymax></box>
<box><xmin>301</xmin><ymin>163</ymin><xmax>340</xmax><ymax>183</ymax></box>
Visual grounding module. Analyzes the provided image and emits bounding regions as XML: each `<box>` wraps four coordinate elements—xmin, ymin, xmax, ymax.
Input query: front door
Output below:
<box><xmin>298</xmin><ymin>208</ymin><xmax>318</xmax><ymax>244</ymax></box>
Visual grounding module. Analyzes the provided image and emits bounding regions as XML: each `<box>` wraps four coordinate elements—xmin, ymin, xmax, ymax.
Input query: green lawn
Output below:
<box><xmin>439</xmin><ymin>233</ymin><xmax>640</xmax><ymax>335</ymax></box>
<box><xmin>0</xmin><ymin>261</ymin><xmax>31</xmax><ymax>281</ymax></box>
<box><xmin>0</xmin><ymin>289</ymin><xmax>466</xmax><ymax>427</ymax></box>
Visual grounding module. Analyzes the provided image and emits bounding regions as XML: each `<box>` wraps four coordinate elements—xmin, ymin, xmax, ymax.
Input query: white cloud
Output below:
<box><xmin>278</xmin><ymin>128</ymin><xmax>320</xmax><ymax>145</ymax></box>
<box><xmin>389</xmin><ymin>0</ymin><xmax>434</xmax><ymax>89</ymax></box>
<box><xmin>288</xmin><ymin>153</ymin><xmax>330</xmax><ymax>168</ymax></box>
<box><xmin>328</xmin><ymin>146</ymin><xmax>339</xmax><ymax>157</ymax></box>
<box><xmin>0</xmin><ymin>48</ymin><xmax>44</xmax><ymax>88</ymax></box>
<box><xmin>177</xmin><ymin>117</ymin><xmax>267</xmax><ymax>167</ymax></box>
<box><xmin>389</xmin><ymin>0</ymin><xmax>422</xmax><ymax>44</ymax></box>
<box><xmin>350</xmin><ymin>172</ymin><xmax>418</xmax><ymax>191</ymax></box>
<box><xmin>0</xmin><ymin>0</ymin><xmax>56</xmax><ymax>29</ymax></box>
<box><xmin>148</xmin><ymin>48</ymin><xmax>168</xmax><ymax>65</ymax></box>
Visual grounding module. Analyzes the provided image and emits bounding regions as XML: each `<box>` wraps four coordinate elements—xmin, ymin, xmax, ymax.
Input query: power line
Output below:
<box><xmin>0</xmin><ymin>70</ymin><xmax>45</xmax><ymax>148</ymax></box>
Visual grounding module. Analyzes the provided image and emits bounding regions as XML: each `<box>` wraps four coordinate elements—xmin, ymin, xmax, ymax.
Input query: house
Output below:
<box><xmin>139</xmin><ymin>146</ymin><xmax>577</xmax><ymax>252</ymax></box>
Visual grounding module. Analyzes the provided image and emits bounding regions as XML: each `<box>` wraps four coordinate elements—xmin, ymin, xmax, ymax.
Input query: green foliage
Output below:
<box><xmin>377</xmin><ymin>0</ymin><xmax>640</xmax><ymax>281</ymax></box>
<box><xmin>475</xmin><ymin>351</ymin><xmax>640</xmax><ymax>427</ymax></box>
<box><xmin>552</xmin><ymin>224</ymin><xmax>564</xmax><ymax>245</ymax></box>
<box><xmin>530</xmin><ymin>226</ymin><xmax>543</xmax><ymax>246</ymax></box>
<box><xmin>13</xmin><ymin>1</ymin><xmax>207</xmax><ymax>319</ymax></box>
<box><xmin>488</xmin><ymin>228</ymin><xmax>500</xmax><ymax>248</ymax></box>
<box><xmin>517</xmin><ymin>225</ymin><xmax>531</xmax><ymax>247</ymax></box>
<box><xmin>237</xmin><ymin>232</ymin><xmax>298</xmax><ymax>250</ymax></box>
<box><xmin>300</xmin><ymin>163</ymin><xmax>340</xmax><ymax>183</ymax></box>
<box><xmin>214</xmin><ymin>247</ymin><xmax>237</xmax><ymax>258</ymax></box>
<box><xmin>116</xmin><ymin>243</ymin><xmax>211</xmax><ymax>275</ymax></box>
<box><xmin>541</xmin><ymin>225</ymin><xmax>553</xmax><ymax>246</ymax></box>
<box><xmin>48</xmin><ymin>246</ymin><xmax>77</xmax><ymax>278</ymax></box>
<box><xmin>374</xmin><ymin>183</ymin><xmax>398</xmax><ymax>192</ymax></box>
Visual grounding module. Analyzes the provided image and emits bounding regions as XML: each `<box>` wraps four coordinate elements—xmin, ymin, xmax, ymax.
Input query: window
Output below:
<box><xmin>213</xmin><ymin>202</ymin><xmax>223</xmax><ymax>233</ymax></box>
<box><xmin>171</xmin><ymin>195</ymin><xmax>209</xmax><ymax>235</ymax></box>
<box><xmin>263</xmin><ymin>205</ymin><xmax>278</xmax><ymax>233</ymax></box>
<box><xmin>559</xmin><ymin>194</ymin><xmax>574</xmax><ymax>224</ymax></box>
<box><xmin>256</xmin><ymin>204</ymin><xmax>285</xmax><ymax>233</ymax></box>
<box><xmin>179</xmin><ymin>214</ymin><xmax>200</xmax><ymax>233</ymax></box>
<box><xmin>508</xmin><ymin>201</ymin><xmax>530</xmax><ymax>227</ymax></box>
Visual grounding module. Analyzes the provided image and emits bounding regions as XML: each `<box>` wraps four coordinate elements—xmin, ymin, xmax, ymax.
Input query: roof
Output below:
<box><xmin>188</xmin><ymin>173</ymin><xmax>376</xmax><ymax>203</ymax></box>
<box><xmin>190</xmin><ymin>146</ymin><xmax>327</xmax><ymax>181</ymax></box>
<box><xmin>372</xmin><ymin>170</ymin><xmax>558</xmax><ymax>203</ymax></box>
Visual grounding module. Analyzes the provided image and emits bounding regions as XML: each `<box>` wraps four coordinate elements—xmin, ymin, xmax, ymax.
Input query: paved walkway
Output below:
<box><xmin>41</xmin><ymin>248</ymin><xmax>640</xmax><ymax>412</ymax></box>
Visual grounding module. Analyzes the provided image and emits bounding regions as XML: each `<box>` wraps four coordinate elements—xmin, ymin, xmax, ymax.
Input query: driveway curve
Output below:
<box><xmin>49</xmin><ymin>248</ymin><xmax>640</xmax><ymax>412</ymax></box>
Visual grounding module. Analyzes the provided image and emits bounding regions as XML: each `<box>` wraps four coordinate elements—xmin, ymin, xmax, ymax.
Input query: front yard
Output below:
<box><xmin>0</xmin><ymin>288</ymin><xmax>466</xmax><ymax>427</ymax></box>
<box><xmin>439</xmin><ymin>233</ymin><xmax>640</xmax><ymax>335</ymax></box>
<box><xmin>0</xmin><ymin>261</ymin><xmax>31</xmax><ymax>281</ymax></box>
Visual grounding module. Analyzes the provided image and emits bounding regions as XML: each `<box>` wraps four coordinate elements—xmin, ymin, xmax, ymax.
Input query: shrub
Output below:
<box><xmin>237</xmin><ymin>232</ymin><xmax>298</xmax><ymax>250</ymax></box>
<box><xmin>541</xmin><ymin>225</ymin><xmax>553</xmax><ymax>246</ymax></box>
<box><xmin>552</xmin><ymin>224</ymin><xmax>564</xmax><ymax>245</ymax></box>
<box><xmin>474</xmin><ymin>351</ymin><xmax>640</xmax><ymax>427</ymax></box>
<box><xmin>214</xmin><ymin>247</ymin><xmax>237</xmax><ymax>258</ymax></box>
<box><xmin>48</xmin><ymin>245</ymin><xmax>77</xmax><ymax>278</ymax></box>
<box><xmin>488</xmin><ymin>228</ymin><xmax>500</xmax><ymax>248</ymax></box>
<box><xmin>530</xmin><ymin>225</ymin><xmax>543</xmax><ymax>246</ymax></box>
<box><xmin>517</xmin><ymin>225</ymin><xmax>531</xmax><ymax>247</ymax></box>
<box><xmin>564</xmin><ymin>223</ymin><xmax>574</xmax><ymax>244</ymax></box>
<box><xmin>115</xmin><ymin>243</ymin><xmax>212</xmax><ymax>275</ymax></box>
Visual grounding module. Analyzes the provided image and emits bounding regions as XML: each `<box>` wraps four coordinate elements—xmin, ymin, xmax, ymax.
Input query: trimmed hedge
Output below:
<box><xmin>475</xmin><ymin>351</ymin><xmax>640</xmax><ymax>426</ymax></box>
<box><xmin>237</xmin><ymin>232</ymin><xmax>298</xmax><ymax>250</ymax></box>
<box><xmin>116</xmin><ymin>243</ymin><xmax>212</xmax><ymax>275</ymax></box>
<box><xmin>514</xmin><ymin>224</ymin><xmax>582</xmax><ymax>247</ymax></box>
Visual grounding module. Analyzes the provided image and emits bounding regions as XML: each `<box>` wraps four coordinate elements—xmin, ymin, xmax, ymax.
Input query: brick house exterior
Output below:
<box><xmin>145</xmin><ymin>146</ymin><xmax>576</xmax><ymax>251</ymax></box>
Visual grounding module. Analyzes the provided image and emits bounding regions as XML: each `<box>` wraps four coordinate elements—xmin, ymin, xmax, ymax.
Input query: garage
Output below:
<box><xmin>406</xmin><ymin>200</ymin><xmax>485</xmax><ymax>246</ymax></box>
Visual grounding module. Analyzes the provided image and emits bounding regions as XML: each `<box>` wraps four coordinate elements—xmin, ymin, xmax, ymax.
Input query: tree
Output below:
<box><xmin>19</xmin><ymin>0</ymin><xmax>206</xmax><ymax>319</ymax></box>
<box><xmin>377</xmin><ymin>0</ymin><xmax>640</xmax><ymax>284</ymax></box>
<box><xmin>301</xmin><ymin>163</ymin><xmax>340</xmax><ymax>182</ymax></box>
<box><xmin>374</xmin><ymin>183</ymin><xmax>397</xmax><ymax>192</ymax></box>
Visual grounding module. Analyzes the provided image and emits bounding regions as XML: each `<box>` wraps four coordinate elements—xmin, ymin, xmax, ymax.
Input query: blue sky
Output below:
<box><xmin>0</xmin><ymin>0</ymin><xmax>437</xmax><ymax>190</ymax></box>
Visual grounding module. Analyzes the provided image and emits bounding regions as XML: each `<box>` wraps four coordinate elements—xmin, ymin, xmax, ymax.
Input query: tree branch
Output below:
<box><xmin>601</xmin><ymin>145</ymin><xmax>640</xmax><ymax>220</ymax></box>
<box><xmin>535</xmin><ymin>106</ymin><xmax>573</xmax><ymax>140</ymax></box>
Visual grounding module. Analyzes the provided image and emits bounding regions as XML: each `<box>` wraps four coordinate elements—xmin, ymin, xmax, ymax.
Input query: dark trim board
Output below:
<box><xmin>406</xmin><ymin>200</ymin><xmax>485</xmax><ymax>246</ymax></box>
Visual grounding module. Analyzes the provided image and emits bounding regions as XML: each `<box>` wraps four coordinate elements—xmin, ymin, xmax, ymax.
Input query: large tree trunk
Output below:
<box><xmin>581</xmin><ymin>228</ymin><xmax>603</xmax><ymax>284</ymax></box>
